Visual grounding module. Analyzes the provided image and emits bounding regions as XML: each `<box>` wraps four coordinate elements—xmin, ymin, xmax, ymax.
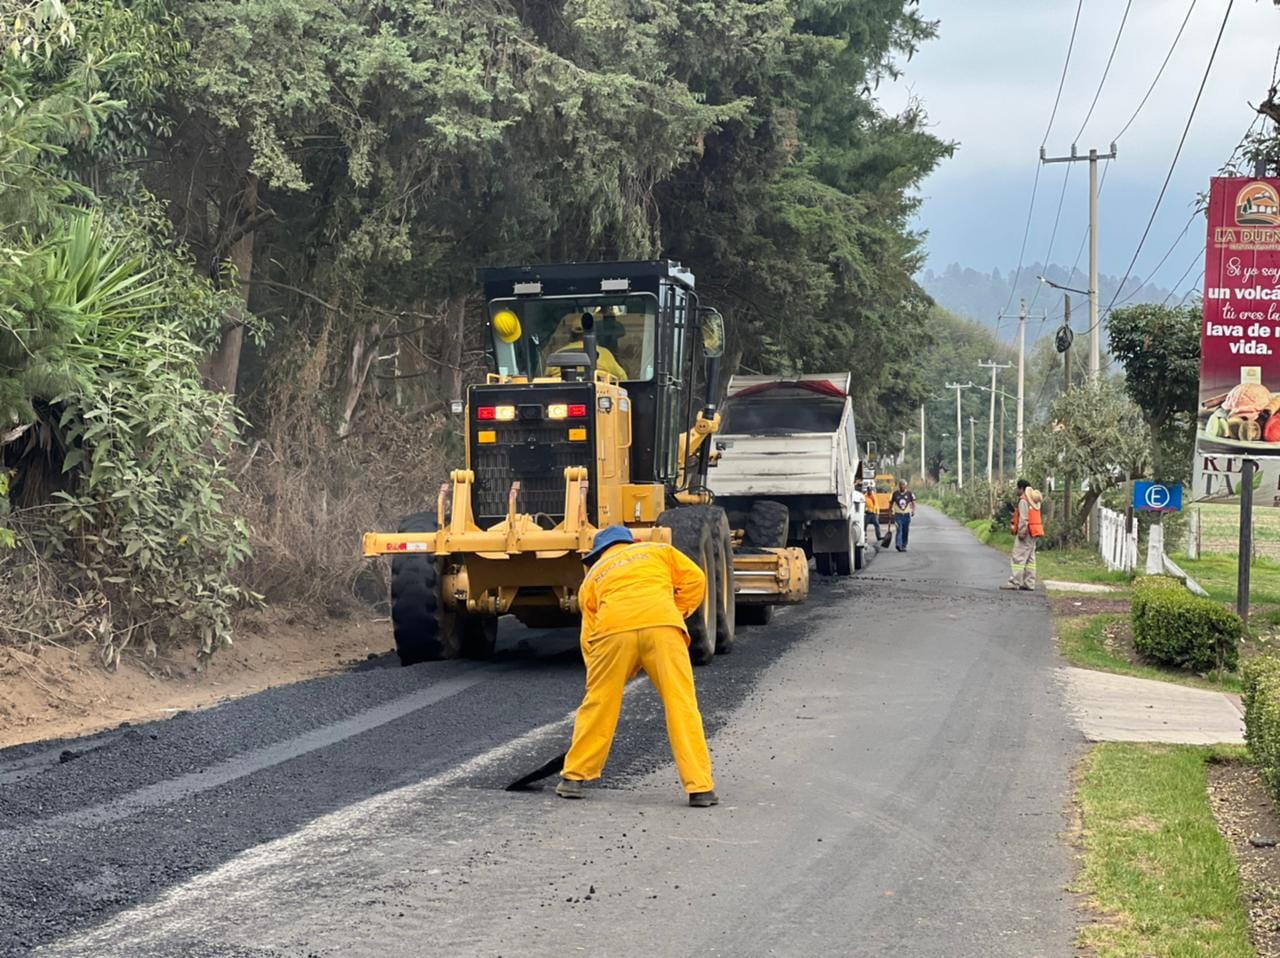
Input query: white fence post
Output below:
<box><xmin>1098</xmin><ymin>507</ymin><xmax>1139</xmax><ymax>574</ymax></box>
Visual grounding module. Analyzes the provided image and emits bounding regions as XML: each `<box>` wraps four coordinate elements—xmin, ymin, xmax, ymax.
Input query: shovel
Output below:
<box><xmin>504</xmin><ymin>750</ymin><xmax>567</xmax><ymax>791</ymax></box>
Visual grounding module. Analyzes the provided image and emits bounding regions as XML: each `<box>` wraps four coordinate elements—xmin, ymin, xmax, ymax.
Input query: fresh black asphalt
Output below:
<box><xmin>0</xmin><ymin>507</ymin><xmax>1082</xmax><ymax>956</ymax></box>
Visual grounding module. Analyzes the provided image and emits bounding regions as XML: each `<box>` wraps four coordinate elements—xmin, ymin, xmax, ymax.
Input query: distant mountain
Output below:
<box><xmin>919</xmin><ymin>262</ymin><xmax>1180</xmax><ymax>340</ymax></box>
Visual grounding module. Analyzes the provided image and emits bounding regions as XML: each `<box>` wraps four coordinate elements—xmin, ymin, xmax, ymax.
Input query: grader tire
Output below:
<box><xmin>458</xmin><ymin>615</ymin><xmax>499</xmax><ymax>660</ymax></box>
<box><xmin>657</xmin><ymin>506</ymin><xmax>720</xmax><ymax>666</ymax></box>
<box><xmin>711</xmin><ymin>510</ymin><xmax>735</xmax><ymax>655</ymax></box>
<box><xmin>390</xmin><ymin>512</ymin><xmax>446</xmax><ymax>665</ymax></box>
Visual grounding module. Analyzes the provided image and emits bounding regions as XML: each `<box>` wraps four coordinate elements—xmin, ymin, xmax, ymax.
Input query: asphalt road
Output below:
<box><xmin>0</xmin><ymin>507</ymin><xmax>1081</xmax><ymax>957</ymax></box>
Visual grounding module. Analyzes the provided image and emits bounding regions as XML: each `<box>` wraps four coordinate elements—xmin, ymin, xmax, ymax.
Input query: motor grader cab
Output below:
<box><xmin>362</xmin><ymin>261</ymin><xmax>808</xmax><ymax>667</ymax></box>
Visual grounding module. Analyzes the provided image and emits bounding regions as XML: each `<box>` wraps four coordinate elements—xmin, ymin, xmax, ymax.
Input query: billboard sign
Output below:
<box><xmin>1196</xmin><ymin>176</ymin><xmax>1280</xmax><ymax>481</ymax></box>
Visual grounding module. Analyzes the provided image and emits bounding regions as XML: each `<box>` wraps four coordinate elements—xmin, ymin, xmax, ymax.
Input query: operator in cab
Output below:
<box><xmin>546</xmin><ymin>310</ymin><xmax>628</xmax><ymax>381</ymax></box>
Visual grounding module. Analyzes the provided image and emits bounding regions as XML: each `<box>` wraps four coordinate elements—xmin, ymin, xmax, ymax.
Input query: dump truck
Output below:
<box><xmin>362</xmin><ymin>261</ymin><xmax>809</xmax><ymax>666</ymax></box>
<box><xmin>711</xmin><ymin>375</ymin><xmax>868</xmax><ymax>601</ymax></box>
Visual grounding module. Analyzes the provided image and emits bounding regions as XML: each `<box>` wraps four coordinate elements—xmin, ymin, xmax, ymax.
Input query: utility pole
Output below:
<box><xmin>1061</xmin><ymin>294</ymin><xmax>1072</xmax><ymax>529</ymax></box>
<box><xmin>1041</xmin><ymin>143</ymin><xmax>1118</xmax><ymax>379</ymax></box>
<box><xmin>997</xmin><ymin>300</ymin><xmax>1042</xmax><ymax>475</ymax></box>
<box><xmin>998</xmin><ymin>394</ymin><xmax>1006</xmax><ymax>482</ymax></box>
<box><xmin>944</xmin><ymin>382</ymin><xmax>975</xmax><ymax>488</ymax></box>
<box><xmin>968</xmin><ymin>416</ymin><xmax>976</xmax><ymax>483</ymax></box>
<box><xmin>920</xmin><ymin>404</ymin><xmax>925</xmax><ymax>483</ymax></box>
<box><xmin>978</xmin><ymin>360</ymin><xmax>1013</xmax><ymax>485</ymax></box>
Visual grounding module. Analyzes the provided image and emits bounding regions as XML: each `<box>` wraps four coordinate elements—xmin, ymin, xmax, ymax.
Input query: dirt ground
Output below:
<box><xmin>0</xmin><ymin>609</ymin><xmax>391</xmax><ymax>750</ymax></box>
<box><xmin>1208</xmin><ymin>761</ymin><xmax>1280</xmax><ymax>958</ymax></box>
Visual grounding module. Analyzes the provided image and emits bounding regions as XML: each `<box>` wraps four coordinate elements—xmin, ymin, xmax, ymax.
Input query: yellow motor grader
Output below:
<box><xmin>362</xmin><ymin>261</ymin><xmax>808</xmax><ymax>666</ymax></box>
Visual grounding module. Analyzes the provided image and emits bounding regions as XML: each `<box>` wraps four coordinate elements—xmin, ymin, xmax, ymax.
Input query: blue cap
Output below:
<box><xmin>585</xmin><ymin>525</ymin><xmax>635</xmax><ymax>562</ymax></box>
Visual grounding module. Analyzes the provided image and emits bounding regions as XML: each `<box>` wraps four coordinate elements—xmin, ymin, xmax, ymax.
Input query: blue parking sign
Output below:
<box><xmin>1134</xmin><ymin>481</ymin><xmax>1182</xmax><ymax>513</ymax></box>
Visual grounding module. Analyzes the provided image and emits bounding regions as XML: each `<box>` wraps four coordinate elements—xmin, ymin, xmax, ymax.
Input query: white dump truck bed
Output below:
<box><xmin>712</xmin><ymin>433</ymin><xmax>844</xmax><ymax>498</ymax></box>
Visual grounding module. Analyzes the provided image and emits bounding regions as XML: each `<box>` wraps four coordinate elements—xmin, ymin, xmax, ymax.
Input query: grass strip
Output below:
<box><xmin>1058</xmin><ymin>614</ymin><xmax>1241</xmax><ymax>693</ymax></box>
<box><xmin>1076</xmin><ymin>743</ymin><xmax>1253</xmax><ymax>958</ymax></box>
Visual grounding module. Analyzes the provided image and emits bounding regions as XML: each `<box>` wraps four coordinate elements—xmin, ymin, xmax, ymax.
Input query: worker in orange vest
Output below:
<box><xmin>556</xmin><ymin>526</ymin><xmax>718</xmax><ymax>807</ymax></box>
<box><xmin>1003</xmin><ymin>478</ymin><xmax>1044</xmax><ymax>591</ymax></box>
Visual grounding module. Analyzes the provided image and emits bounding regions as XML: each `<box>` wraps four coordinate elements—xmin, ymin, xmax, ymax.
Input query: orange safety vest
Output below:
<box><xmin>1011</xmin><ymin>495</ymin><xmax>1045</xmax><ymax>538</ymax></box>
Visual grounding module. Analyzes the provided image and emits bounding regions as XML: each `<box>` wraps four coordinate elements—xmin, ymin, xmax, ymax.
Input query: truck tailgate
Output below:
<box><xmin>713</xmin><ymin>434</ymin><xmax>838</xmax><ymax>497</ymax></box>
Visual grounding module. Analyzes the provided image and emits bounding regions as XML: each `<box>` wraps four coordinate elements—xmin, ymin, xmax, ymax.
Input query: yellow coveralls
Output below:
<box><xmin>562</xmin><ymin>541</ymin><xmax>715</xmax><ymax>794</ymax></box>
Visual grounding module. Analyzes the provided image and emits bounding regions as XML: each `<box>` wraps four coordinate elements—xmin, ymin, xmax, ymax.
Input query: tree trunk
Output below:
<box><xmin>205</xmin><ymin>173</ymin><xmax>260</xmax><ymax>395</ymax></box>
<box><xmin>1148</xmin><ymin>418</ymin><xmax>1162</xmax><ymax>481</ymax></box>
<box><xmin>449</xmin><ymin>295</ymin><xmax>467</xmax><ymax>400</ymax></box>
<box><xmin>336</xmin><ymin>321</ymin><xmax>382</xmax><ymax>439</ymax></box>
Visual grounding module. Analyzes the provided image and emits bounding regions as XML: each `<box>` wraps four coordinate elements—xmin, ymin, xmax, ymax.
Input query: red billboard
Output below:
<box><xmin>1196</xmin><ymin>176</ymin><xmax>1280</xmax><ymax>468</ymax></box>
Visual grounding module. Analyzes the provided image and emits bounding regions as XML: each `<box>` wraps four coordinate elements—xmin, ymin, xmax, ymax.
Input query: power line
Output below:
<box><xmin>1003</xmin><ymin>0</ymin><xmax>1086</xmax><ymax>319</ymax></box>
<box><xmin>1028</xmin><ymin>164</ymin><xmax>1075</xmax><ymax>311</ymax></box>
<box><xmin>1113</xmin><ymin>208</ymin><xmax>1199</xmax><ymax>307</ymax></box>
<box><xmin>1103</xmin><ymin>0</ymin><xmax>1234</xmax><ymax>320</ymax></box>
<box><xmin>1112</xmin><ymin>0</ymin><xmax>1198</xmax><ymax>142</ymax></box>
<box><xmin>1161</xmin><ymin>243</ymin><xmax>1208</xmax><ymax>307</ymax></box>
<box><xmin>1044</xmin><ymin>0</ymin><xmax>1085</xmax><ymax>147</ymax></box>
<box><xmin>1073</xmin><ymin>0</ymin><xmax>1135</xmax><ymax>143</ymax></box>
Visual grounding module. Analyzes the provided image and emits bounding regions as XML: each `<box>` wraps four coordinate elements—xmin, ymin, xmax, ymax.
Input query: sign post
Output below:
<box><xmin>1194</xmin><ymin>176</ymin><xmax>1280</xmax><ymax>623</ymax></box>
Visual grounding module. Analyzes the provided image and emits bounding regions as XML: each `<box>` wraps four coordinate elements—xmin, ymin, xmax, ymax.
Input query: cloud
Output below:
<box><xmin>883</xmin><ymin>0</ymin><xmax>1279</xmax><ymax>279</ymax></box>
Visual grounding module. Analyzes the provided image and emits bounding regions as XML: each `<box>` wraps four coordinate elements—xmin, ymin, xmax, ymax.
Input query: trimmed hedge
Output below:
<box><xmin>1243</xmin><ymin>657</ymin><xmax>1280</xmax><ymax>800</ymax></box>
<box><xmin>1131</xmin><ymin>575</ymin><xmax>1242</xmax><ymax>673</ymax></box>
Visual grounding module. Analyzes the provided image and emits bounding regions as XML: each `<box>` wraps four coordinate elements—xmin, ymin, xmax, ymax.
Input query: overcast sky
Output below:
<box><xmin>881</xmin><ymin>0</ymin><xmax>1279</xmax><ymax>295</ymax></box>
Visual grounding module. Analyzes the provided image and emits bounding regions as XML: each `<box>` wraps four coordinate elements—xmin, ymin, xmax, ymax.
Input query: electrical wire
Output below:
<box><xmin>1103</xmin><ymin>0</ymin><xmax>1234</xmax><ymax>321</ymax></box>
<box><xmin>1161</xmin><ymin>243</ymin><xmax>1208</xmax><ymax>306</ymax></box>
<box><xmin>1112</xmin><ymin>0</ymin><xmax>1198</xmax><ymax>142</ymax></box>
<box><xmin>1002</xmin><ymin>0</ymin><xmax>1086</xmax><ymax>321</ymax></box>
<box><xmin>1028</xmin><ymin>164</ymin><xmax>1074</xmax><ymax>311</ymax></box>
<box><xmin>1073</xmin><ymin>0</ymin><xmax>1134</xmax><ymax>143</ymax></box>
<box><xmin>1113</xmin><ymin>208</ymin><xmax>1199</xmax><ymax>307</ymax></box>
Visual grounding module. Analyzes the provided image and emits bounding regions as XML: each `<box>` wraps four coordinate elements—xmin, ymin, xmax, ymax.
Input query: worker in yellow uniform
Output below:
<box><xmin>547</xmin><ymin>313</ymin><xmax>628</xmax><ymax>381</ymax></box>
<box><xmin>556</xmin><ymin>525</ymin><xmax>718</xmax><ymax>807</ymax></box>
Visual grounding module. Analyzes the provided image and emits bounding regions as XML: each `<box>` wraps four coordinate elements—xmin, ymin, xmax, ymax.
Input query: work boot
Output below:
<box><xmin>555</xmin><ymin>778</ymin><xmax>584</xmax><ymax>799</ymax></box>
<box><xmin>688</xmin><ymin>790</ymin><xmax>719</xmax><ymax>808</ymax></box>
<box><xmin>1000</xmin><ymin>582</ymin><xmax>1020</xmax><ymax>591</ymax></box>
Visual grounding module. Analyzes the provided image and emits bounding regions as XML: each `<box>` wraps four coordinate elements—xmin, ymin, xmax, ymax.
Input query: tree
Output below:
<box><xmin>1108</xmin><ymin>303</ymin><xmax>1200</xmax><ymax>482</ymax></box>
<box><xmin>1025</xmin><ymin>379</ymin><xmax>1150</xmax><ymax>534</ymax></box>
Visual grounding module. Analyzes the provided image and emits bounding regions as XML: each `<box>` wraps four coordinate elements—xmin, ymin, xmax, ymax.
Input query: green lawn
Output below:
<box><xmin>960</xmin><ymin>518</ymin><xmax>1132</xmax><ymax>587</ymax></box>
<box><xmin>1057</xmin><ymin>614</ymin><xmax>1242</xmax><ymax>694</ymax></box>
<box><xmin>1196</xmin><ymin>502</ymin><xmax>1280</xmax><ymax>561</ymax></box>
<box><xmin>1075</xmin><ymin>743</ymin><xmax>1253</xmax><ymax>958</ymax></box>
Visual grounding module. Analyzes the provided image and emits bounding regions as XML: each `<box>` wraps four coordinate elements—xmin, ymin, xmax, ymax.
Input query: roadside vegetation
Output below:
<box><xmin>0</xmin><ymin>0</ymin><xmax>951</xmax><ymax>667</ymax></box>
<box><xmin>1075</xmin><ymin>743</ymin><xmax>1253</xmax><ymax>958</ymax></box>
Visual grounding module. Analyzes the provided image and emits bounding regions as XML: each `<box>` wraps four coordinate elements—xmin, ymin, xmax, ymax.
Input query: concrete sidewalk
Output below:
<box><xmin>1060</xmin><ymin>666</ymin><xmax>1244</xmax><ymax>745</ymax></box>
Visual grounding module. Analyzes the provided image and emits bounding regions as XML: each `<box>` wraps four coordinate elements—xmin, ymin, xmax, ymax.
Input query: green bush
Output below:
<box><xmin>1242</xmin><ymin>657</ymin><xmax>1280</xmax><ymax>799</ymax></box>
<box><xmin>1131</xmin><ymin>575</ymin><xmax>1242</xmax><ymax>673</ymax></box>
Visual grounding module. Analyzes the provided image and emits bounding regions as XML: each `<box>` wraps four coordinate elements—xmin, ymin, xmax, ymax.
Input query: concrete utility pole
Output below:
<box><xmin>996</xmin><ymin>300</ymin><xmax>1042</xmax><ymax>475</ymax></box>
<box><xmin>944</xmin><ymin>382</ymin><xmax>975</xmax><ymax>488</ymax></box>
<box><xmin>998</xmin><ymin>394</ymin><xmax>1006</xmax><ymax>482</ymax></box>
<box><xmin>968</xmin><ymin>416</ymin><xmax>977</xmax><ymax>483</ymax></box>
<box><xmin>978</xmin><ymin>360</ymin><xmax>1013</xmax><ymax>485</ymax></box>
<box><xmin>1062</xmin><ymin>294</ymin><xmax>1072</xmax><ymax>529</ymax></box>
<box><xmin>1041</xmin><ymin>143</ymin><xmax>1117</xmax><ymax>379</ymax></box>
<box><xmin>919</xmin><ymin>404</ymin><xmax>926</xmax><ymax>483</ymax></box>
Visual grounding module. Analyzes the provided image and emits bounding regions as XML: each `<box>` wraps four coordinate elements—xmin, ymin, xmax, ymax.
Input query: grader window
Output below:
<box><xmin>489</xmin><ymin>296</ymin><xmax>657</xmax><ymax>382</ymax></box>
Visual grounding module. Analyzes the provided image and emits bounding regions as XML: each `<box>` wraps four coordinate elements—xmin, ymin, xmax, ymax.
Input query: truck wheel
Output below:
<box><xmin>744</xmin><ymin>500</ymin><xmax>789</xmax><ymax>549</ymax></box>
<box><xmin>833</xmin><ymin>520</ymin><xmax>856</xmax><ymax>576</ymax></box>
<box><xmin>458</xmin><ymin>615</ymin><xmax>499</xmax><ymax>660</ymax></box>
<box><xmin>658</xmin><ymin>506</ymin><xmax>719</xmax><ymax>666</ymax></box>
<box><xmin>815</xmin><ymin>553</ymin><xmax>835</xmax><ymax>576</ymax></box>
<box><xmin>854</xmin><ymin>544</ymin><xmax>865</xmax><ymax>571</ymax></box>
<box><xmin>390</xmin><ymin>512</ymin><xmax>446</xmax><ymax>665</ymax></box>
<box><xmin>712</xmin><ymin>510</ymin><xmax>735</xmax><ymax>654</ymax></box>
